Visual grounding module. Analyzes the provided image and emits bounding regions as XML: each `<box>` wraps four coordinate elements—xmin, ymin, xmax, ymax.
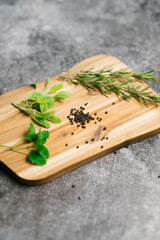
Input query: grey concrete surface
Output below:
<box><xmin>0</xmin><ymin>0</ymin><xmax>160</xmax><ymax>239</ymax></box>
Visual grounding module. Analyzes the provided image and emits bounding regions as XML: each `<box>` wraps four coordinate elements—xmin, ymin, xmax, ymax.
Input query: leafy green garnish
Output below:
<box><xmin>12</xmin><ymin>78</ymin><xmax>72</xmax><ymax>128</ymax></box>
<box><xmin>42</xmin><ymin>78</ymin><xmax>50</xmax><ymax>93</ymax></box>
<box><xmin>0</xmin><ymin>123</ymin><xmax>50</xmax><ymax>166</ymax></box>
<box><xmin>29</xmin><ymin>150</ymin><xmax>47</xmax><ymax>166</ymax></box>
<box><xmin>49</xmin><ymin>83</ymin><xmax>64</xmax><ymax>93</ymax></box>
<box><xmin>32</xmin><ymin>115</ymin><xmax>50</xmax><ymax>129</ymax></box>
<box><xmin>54</xmin><ymin>91</ymin><xmax>73</xmax><ymax>100</ymax></box>
<box><xmin>27</xmin><ymin>122</ymin><xmax>36</xmax><ymax>141</ymax></box>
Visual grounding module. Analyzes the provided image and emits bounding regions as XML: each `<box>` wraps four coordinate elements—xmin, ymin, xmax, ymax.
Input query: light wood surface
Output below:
<box><xmin>0</xmin><ymin>55</ymin><xmax>160</xmax><ymax>185</ymax></box>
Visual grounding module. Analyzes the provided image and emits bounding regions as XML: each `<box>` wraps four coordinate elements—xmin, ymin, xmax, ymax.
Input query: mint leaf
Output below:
<box><xmin>40</xmin><ymin>103</ymin><xmax>48</xmax><ymax>113</ymax></box>
<box><xmin>26</xmin><ymin>101</ymin><xmax>32</xmax><ymax>107</ymax></box>
<box><xmin>32</xmin><ymin>115</ymin><xmax>50</xmax><ymax>128</ymax></box>
<box><xmin>43</xmin><ymin>115</ymin><xmax>61</xmax><ymax>124</ymax></box>
<box><xmin>41</xmin><ymin>130</ymin><xmax>49</xmax><ymax>144</ymax></box>
<box><xmin>42</xmin><ymin>78</ymin><xmax>50</xmax><ymax>93</ymax></box>
<box><xmin>32</xmin><ymin>102</ymin><xmax>40</xmax><ymax>111</ymax></box>
<box><xmin>27</xmin><ymin>123</ymin><xmax>36</xmax><ymax>142</ymax></box>
<box><xmin>42</xmin><ymin>110</ymin><xmax>56</xmax><ymax>116</ymax></box>
<box><xmin>28</xmin><ymin>92</ymin><xmax>42</xmax><ymax>100</ymax></box>
<box><xmin>49</xmin><ymin>83</ymin><xmax>64</xmax><ymax>93</ymax></box>
<box><xmin>37</xmin><ymin>95</ymin><xmax>53</xmax><ymax>104</ymax></box>
<box><xmin>28</xmin><ymin>150</ymin><xmax>46</xmax><ymax>166</ymax></box>
<box><xmin>54</xmin><ymin>91</ymin><xmax>72</xmax><ymax>100</ymax></box>
<box><xmin>37</xmin><ymin>145</ymin><xmax>49</xmax><ymax>159</ymax></box>
<box><xmin>35</xmin><ymin>129</ymin><xmax>43</xmax><ymax>145</ymax></box>
<box><xmin>47</xmin><ymin>101</ymin><xmax>54</xmax><ymax>109</ymax></box>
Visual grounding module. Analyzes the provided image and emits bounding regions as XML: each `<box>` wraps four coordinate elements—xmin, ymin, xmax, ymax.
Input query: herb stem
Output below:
<box><xmin>0</xmin><ymin>145</ymin><xmax>12</xmax><ymax>149</ymax></box>
<box><xmin>14</xmin><ymin>144</ymin><xmax>35</xmax><ymax>149</ymax></box>
<box><xmin>12</xmin><ymin>136</ymin><xmax>27</xmax><ymax>147</ymax></box>
<box><xmin>12</xmin><ymin>149</ymin><xmax>28</xmax><ymax>156</ymax></box>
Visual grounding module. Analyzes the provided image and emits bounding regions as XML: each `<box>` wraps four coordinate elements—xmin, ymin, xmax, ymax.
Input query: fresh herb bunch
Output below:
<box><xmin>0</xmin><ymin>123</ymin><xmax>49</xmax><ymax>166</ymax></box>
<box><xmin>12</xmin><ymin>78</ymin><xmax>72</xmax><ymax>128</ymax></box>
<box><xmin>59</xmin><ymin>67</ymin><xmax>160</xmax><ymax>106</ymax></box>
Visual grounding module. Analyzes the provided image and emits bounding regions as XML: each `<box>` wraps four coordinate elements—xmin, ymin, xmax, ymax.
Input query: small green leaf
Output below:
<box><xmin>37</xmin><ymin>95</ymin><xmax>54</xmax><ymax>104</ymax></box>
<box><xmin>54</xmin><ymin>91</ymin><xmax>72</xmax><ymax>100</ymax></box>
<box><xmin>27</xmin><ymin>123</ymin><xmax>36</xmax><ymax>142</ymax></box>
<box><xmin>30</xmin><ymin>78</ymin><xmax>37</xmax><ymax>89</ymax></box>
<box><xmin>42</xmin><ymin>78</ymin><xmax>50</xmax><ymax>93</ymax></box>
<box><xmin>43</xmin><ymin>115</ymin><xmax>61</xmax><ymax>124</ymax></box>
<box><xmin>40</xmin><ymin>103</ymin><xmax>48</xmax><ymax>113</ymax></box>
<box><xmin>41</xmin><ymin>130</ymin><xmax>49</xmax><ymax>144</ymax></box>
<box><xmin>32</xmin><ymin>102</ymin><xmax>40</xmax><ymax>110</ymax></box>
<box><xmin>47</xmin><ymin>101</ymin><xmax>54</xmax><ymax>109</ymax></box>
<box><xmin>26</xmin><ymin>101</ymin><xmax>32</xmax><ymax>107</ymax></box>
<box><xmin>48</xmin><ymin>83</ymin><xmax>64</xmax><ymax>93</ymax></box>
<box><xmin>42</xmin><ymin>110</ymin><xmax>56</xmax><ymax>116</ymax></box>
<box><xmin>28</xmin><ymin>92</ymin><xmax>42</xmax><ymax>100</ymax></box>
<box><xmin>28</xmin><ymin>150</ymin><xmax>46</xmax><ymax>166</ymax></box>
<box><xmin>35</xmin><ymin>129</ymin><xmax>43</xmax><ymax>145</ymax></box>
<box><xmin>37</xmin><ymin>145</ymin><xmax>49</xmax><ymax>159</ymax></box>
<box><xmin>32</xmin><ymin>115</ymin><xmax>50</xmax><ymax>128</ymax></box>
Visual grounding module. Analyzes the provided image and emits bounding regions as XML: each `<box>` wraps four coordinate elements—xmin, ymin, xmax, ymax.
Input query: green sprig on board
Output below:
<box><xmin>0</xmin><ymin>123</ymin><xmax>49</xmax><ymax>166</ymax></box>
<box><xmin>12</xmin><ymin>78</ymin><xmax>72</xmax><ymax>128</ymax></box>
<box><xmin>59</xmin><ymin>67</ymin><xmax>160</xmax><ymax>106</ymax></box>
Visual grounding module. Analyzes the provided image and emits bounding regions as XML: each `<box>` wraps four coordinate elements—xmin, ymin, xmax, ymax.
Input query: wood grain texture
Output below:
<box><xmin>0</xmin><ymin>55</ymin><xmax>160</xmax><ymax>185</ymax></box>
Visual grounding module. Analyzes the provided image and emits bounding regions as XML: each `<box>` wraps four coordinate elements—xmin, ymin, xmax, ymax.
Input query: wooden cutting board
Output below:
<box><xmin>0</xmin><ymin>55</ymin><xmax>160</xmax><ymax>185</ymax></box>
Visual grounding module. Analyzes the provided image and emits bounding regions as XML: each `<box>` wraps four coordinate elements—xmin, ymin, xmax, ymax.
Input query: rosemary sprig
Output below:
<box><xmin>59</xmin><ymin>67</ymin><xmax>160</xmax><ymax>106</ymax></box>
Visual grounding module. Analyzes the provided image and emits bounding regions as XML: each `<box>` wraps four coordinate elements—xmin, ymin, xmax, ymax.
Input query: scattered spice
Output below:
<box><xmin>68</xmin><ymin>107</ymin><xmax>94</xmax><ymax>128</ymax></box>
<box><xmin>103</xmin><ymin>127</ymin><xmax>106</xmax><ymax>130</ymax></box>
<box><xmin>101</xmin><ymin>146</ymin><xmax>104</xmax><ymax>148</ymax></box>
<box><xmin>76</xmin><ymin>146</ymin><xmax>79</xmax><ymax>148</ymax></box>
<box><xmin>65</xmin><ymin>144</ymin><xmax>68</xmax><ymax>147</ymax></box>
<box><xmin>85</xmin><ymin>141</ymin><xmax>88</xmax><ymax>144</ymax></box>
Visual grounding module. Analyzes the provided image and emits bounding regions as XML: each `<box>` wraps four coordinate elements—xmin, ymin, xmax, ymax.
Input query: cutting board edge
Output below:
<box><xmin>1</xmin><ymin>126</ymin><xmax>160</xmax><ymax>185</ymax></box>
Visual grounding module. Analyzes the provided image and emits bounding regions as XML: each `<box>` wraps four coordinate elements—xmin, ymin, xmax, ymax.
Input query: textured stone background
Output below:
<box><xmin>0</xmin><ymin>0</ymin><xmax>160</xmax><ymax>240</ymax></box>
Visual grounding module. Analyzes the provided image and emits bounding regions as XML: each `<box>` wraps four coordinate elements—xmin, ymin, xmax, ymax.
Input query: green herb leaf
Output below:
<box><xmin>32</xmin><ymin>102</ymin><xmax>40</xmax><ymax>111</ymax></box>
<box><xmin>42</xmin><ymin>110</ymin><xmax>56</xmax><ymax>116</ymax></box>
<box><xmin>43</xmin><ymin>115</ymin><xmax>61</xmax><ymax>124</ymax></box>
<box><xmin>37</xmin><ymin>95</ymin><xmax>54</xmax><ymax>104</ymax></box>
<box><xmin>49</xmin><ymin>83</ymin><xmax>64</xmax><ymax>93</ymax></box>
<box><xmin>30</xmin><ymin>78</ymin><xmax>37</xmax><ymax>89</ymax></box>
<box><xmin>42</xmin><ymin>78</ymin><xmax>50</xmax><ymax>93</ymax></box>
<box><xmin>35</xmin><ymin>129</ymin><xmax>43</xmax><ymax>145</ymax></box>
<box><xmin>28</xmin><ymin>150</ymin><xmax>46</xmax><ymax>166</ymax></box>
<box><xmin>26</xmin><ymin>101</ymin><xmax>32</xmax><ymax>108</ymax></box>
<box><xmin>37</xmin><ymin>145</ymin><xmax>49</xmax><ymax>159</ymax></box>
<box><xmin>41</xmin><ymin>130</ymin><xmax>49</xmax><ymax>144</ymax></box>
<box><xmin>27</xmin><ymin>123</ymin><xmax>36</xmax><ymax>142</ymax></box>
<box><xmin>28</xmin><ymin>92</ymin><xmax>42</xmax><ymax>100</ymax></box>
<box><xmin>32</xmin><ymin>115</ymin><xmax>50</xmax><ymax>128</ymax></box>
<box><xmin>40</xmin><ymin>103</ymin><xmax>48</xmax><ymax>113</ymax></box>
<box><xmin>47</xmin><ymin>101</ymin><xmax>54</xmax><ymax>109</ymax></box>
<box><xmin>54</xmin><ymin>91</ymin><xmax>72</xmax><ymax>100</ymax></box>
